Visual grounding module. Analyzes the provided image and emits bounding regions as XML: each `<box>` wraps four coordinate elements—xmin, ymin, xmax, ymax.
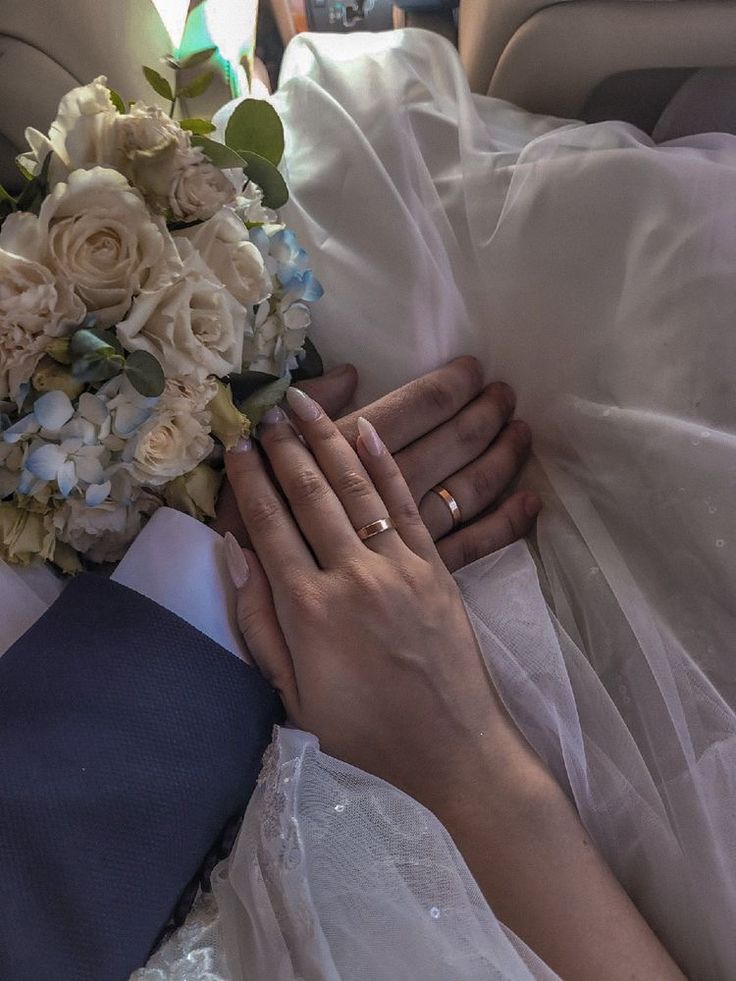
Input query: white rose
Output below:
<box><xmin>117</xmin><ymin>246</ymin><xmax>247</xmax><ymax>382</ymax></box>
<box><xmin>0</xmin><ymin>213</ymin><xmax>85</xmax><ymax>400</ymax></box>
<box><xmin>53</xmin><ymin>489</ymin><xmax>159</xmax><ymax>563</ymax></box>
<box><xmin>244</xmin><ymin>300</ymin><xmax>311</xmax><ymax>376</ymax></box>
<box><xmin>20</xmin><ymin>77</ymin><xmax>120</xmax><ymax>186</ymax></box>
<box><xmin>169</xmin><ymin>155</ymin><xmax>236</xmax><ymax>223</ymax></box>
<box><xmin>38</xmin><ymin>167</ymin><xmax>181</xmax><ymax>327</ymax></box>
<box><xmin>117</xmin><ymin>104</ymin><xmax>195</xmax><ymax>207</ymax></box>
<box><xmin>122</xmin><ymin>402</ymin><xmax>214</xmax><ymax>486</ymax></box>
<box><xmin>174</xmin><ymin>208</ymin><xmax>270</xmax><ymax>307</ymax></box>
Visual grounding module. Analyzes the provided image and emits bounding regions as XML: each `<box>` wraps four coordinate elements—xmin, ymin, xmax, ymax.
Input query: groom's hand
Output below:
<box><xmin>213</xmin><ymin>357</ymin><xmax>540</xmax><ymax>572</ymax></box>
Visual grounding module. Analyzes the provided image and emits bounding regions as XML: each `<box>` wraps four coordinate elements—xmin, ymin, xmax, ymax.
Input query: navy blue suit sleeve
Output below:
<box><xmin>0</xmin><ymin>573</ymin><xmax>284</xmax><ymax>981</ymax></box>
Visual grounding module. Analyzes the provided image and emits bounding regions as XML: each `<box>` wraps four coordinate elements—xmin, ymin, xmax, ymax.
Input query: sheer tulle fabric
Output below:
<box><xmin>139</xmin><ymin>28</ymin><xmax>736</xmax><ymax>979</ymax></box>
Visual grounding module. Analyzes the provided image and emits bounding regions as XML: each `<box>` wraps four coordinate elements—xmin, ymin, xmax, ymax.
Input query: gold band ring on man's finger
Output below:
<box><xmin>430</xmin><ymin>485</ymin><xmax>462</xmax><ymax>528</ymax></box>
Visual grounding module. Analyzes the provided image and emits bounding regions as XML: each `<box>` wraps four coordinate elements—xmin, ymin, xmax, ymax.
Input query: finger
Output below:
<box><xmin>225</xmin><ymin>436</ymin><xmax>316</xmax><ymax>582</ymax></box>
<box><xmin>258</xmin><ymin>405</ymin><xmax>386</xmax><ymax>564</ymax></box>
<box><xmin>281</xmin><ymin>389</ymin><xmax>404</xmax><ymax>558</ymax></box>
<box><xmin>336</xmin><ymin>356</ymin><xmax>484</xmax><ymax>452</ymax></box>
<box><xmin>223</xmin><ymin>533</ymin><xmax>299</xmax><ymax>715</ymax></box>
<box><xmin>355</xmin><ymin>416</ymin><xmax>437</xmax><ymax>562</ymax></box>
<box><xmin>210</xmin><ymin>478</ymin><xmax>249</xmax><ymax>545</ymax></box>
<box><xmin>296</xmin><ymin>363</ymin><xmax>358</xmax><ymax>419</ymax></box>
<box><xmin>419</xmin><ymin>419</ymin><xmax>533</xmax><ymax>539</ymax></box>
<box><xmin>435</xmin><ymin>491</ymin><xmax>542</xmax><ymax>573</ymax></box>
<box><xmin>396</xmin><ymin>382</ymin><xmax>516</xmax><ymax>502</ymax></box>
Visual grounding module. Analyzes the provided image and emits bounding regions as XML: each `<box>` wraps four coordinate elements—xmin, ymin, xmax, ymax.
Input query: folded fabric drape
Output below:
<box><xmin>145</xmin><ymin>29</ymin><xmax>735</xmax><ymax>980</ymax></box>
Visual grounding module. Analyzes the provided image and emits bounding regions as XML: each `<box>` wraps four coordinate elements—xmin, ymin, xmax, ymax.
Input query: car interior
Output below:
<box><xmin>3</xmin><ymin>0</ymin><xmax>736</xmax><ymax>198</ymax></box>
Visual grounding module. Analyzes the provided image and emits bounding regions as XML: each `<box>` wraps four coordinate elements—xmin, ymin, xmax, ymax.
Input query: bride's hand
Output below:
<box><xmin>213</xmin><ymin>357</ymin><xmax>539</xmax><ymax>572</ymax></box>
<box><xmin>224</xmin><ymin>388</ymin><xmax>687</xmax><ymax>981</ymax></box>
<box><xmin>223</xmin><ymin>386</ymin><xmax>526</xmax><ymax>816</ymax></box>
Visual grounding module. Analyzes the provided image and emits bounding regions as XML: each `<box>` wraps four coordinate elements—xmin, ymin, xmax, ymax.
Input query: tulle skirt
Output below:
<box><xmin>138</xmin><ymin>28</ymin><xmax>736</xmax><ymax>980</ymax></box>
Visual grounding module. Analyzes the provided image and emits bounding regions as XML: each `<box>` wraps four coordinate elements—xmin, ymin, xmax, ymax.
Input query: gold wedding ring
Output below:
<box><xmin>356</xmin><ymin>517</ymin><xmax>396</xmax><ymax>541</ymax></box>
<box><xmin>431</xmin><ymin>484</ymin><xmax>462</xmax><ymax>528</ymax></box>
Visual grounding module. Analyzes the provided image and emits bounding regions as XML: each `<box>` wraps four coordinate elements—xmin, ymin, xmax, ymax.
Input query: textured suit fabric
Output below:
<box><xmin>0</xmin><ymin>573</ymin><xmax>283</xmax><ymax>981</ymax></box>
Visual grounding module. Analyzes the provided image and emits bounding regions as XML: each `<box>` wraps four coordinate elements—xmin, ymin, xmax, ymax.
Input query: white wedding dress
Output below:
<box><xmin>135</xmin><ymin>28</ymin><xmax>736</xmax><ymax>981</ymax></box>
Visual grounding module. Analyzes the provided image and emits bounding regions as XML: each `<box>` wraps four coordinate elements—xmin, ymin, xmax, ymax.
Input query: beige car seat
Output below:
<box><xmin>0</xmin><ymin>0</ymin><xmax>177</xmax><ymax>190</ymax></box>
<box><xmin>399</xmin><ymin>0</ymin><xmax>736</xmax><ymax>133</ymax></box>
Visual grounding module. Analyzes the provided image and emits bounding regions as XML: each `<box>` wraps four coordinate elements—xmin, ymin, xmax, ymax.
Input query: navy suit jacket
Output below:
<box><xmin>0</xmin><ymin>573</ymin><xmax>283</xmax><ymax>981</ymax></box>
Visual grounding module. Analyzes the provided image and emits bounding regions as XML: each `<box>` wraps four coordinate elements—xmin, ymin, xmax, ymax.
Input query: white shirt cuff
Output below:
<box><xmin>112</xmin><ymin>507</ymin><xmax>248</xmax><ymax>661</ymax></box>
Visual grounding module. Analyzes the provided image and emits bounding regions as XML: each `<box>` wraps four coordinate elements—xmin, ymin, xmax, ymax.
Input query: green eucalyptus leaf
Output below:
<box><xmin>240</xmin><ymin>374</ymin><xmax>291</xmax><ymax>428</ymax></box>
<box><xmin>191</xmin><ymin>136</ymin><xmax>247</xmax><ymax>169</ymax></box>
<box><xmin>108</xmin><ymin>88</ymin><xmax>126</xmax><ymax>114</ymax></box>
<box><xmin>180</xmin><ymin>46</ymin><xmax>217</xmax><ymax>70</ymax></box>
<box><xmin>179</xmin><ymin>117</ymin><xmax>216</xmax><ymax>135</ymax></box>
<box><xmin>72</xmin><ymin>356</ymin><xmax>124</xmax><ymax>383</ymax></box>
<box><xmin>124</xmin><ymin>350</ymin><xmax>165</xmax><ymax>397</ymax></box>
<box><xmin>225</xmin><ymin>99</ymin><xmax>284</xmax><ymax>166</ymax></box>
<box><xmin>70</xmin><ymin>328</ymin><xmax>122</xmax><ymax>360</ymax></box>
<box><xmin>177</xmin><ymin>70</ymin><xmax>214</xmax><ymax>100</ymax></box>
<box><xmin>240</xmin><ymin>150</ymin><xmax>288</xmax><ymax>209</ymax></box>
<box><xmin>0</xmin><ymin>185</ymin><xmax>15</xmax><ymax>204</ymax></box>
<box><xmin>290</xmin><ymin>338</ymin><xmax>324</xmax><ymax>383</ymax></box>
<box><xmin>143</xmin><ymin>66</ymin><xmax>174</xmax><ymax>102</ymax></box>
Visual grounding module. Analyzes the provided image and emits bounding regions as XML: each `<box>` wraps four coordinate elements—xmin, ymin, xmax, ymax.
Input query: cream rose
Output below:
<box><xmin>117</xmin><ymin>246</ymin><xmax>247</xmax><ymax>382</ymax></box>
<box><xmin>122</xmin><ymin>401</ymin><xmax>214</xmax><ymax>486</ymax></box>
<box><xmin>174</xmin><ymin>207</ymin><xmax>271</xmax><ymax>307</ymax></box>
<box><xmin>0</xmin><ymin>213</ymin><xmax>85</xmax><ymax>399</ymax></box>
<box><xmin>117</xmin><ymin>104</ymin><xmax>197</xmax><ymax>208</ymax></box>
<box><xmin>169</xmin><ymin>155</ymin><xmax>236</xmax><ymax>223</ymax></box>
<box><xmin>38</xmin><ymin>167</ymin><xmax>180</xmax><ymax>326</ymax></box>
<box><xmin>53</xmin><ymin>490</ymin><xmax>159</xmax><ymax>563</ymax></box>
<box><xmin>20</xmin><ymin>77</ymin><xmax>120</xmax><ymax>185</ymax></box>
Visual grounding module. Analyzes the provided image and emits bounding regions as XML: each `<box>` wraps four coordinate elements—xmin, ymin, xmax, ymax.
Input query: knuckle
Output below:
<box><xmin>485</xmin><ymin>381</ymin><xmax>516</xmax><ymax>415</ymax></box>
<box><xmin>396</xmin><ymin>498</ymin><xmax>423</xmax><ymax>526</ymax></box>
<box><xmin>452</xmin><ymin>355</ymin><xmax>483</xmax><ymax>393</ymax></box>
<box><xmin>422</xmin><ymin>377</ymin><xmax>459</xmax><ymax>417</ymax></box>
<box><xmin>244</xmin><ymin>494</ymin><xmax>283</xmax><ymax>527</ymax></box>
<box><xmin>289</xmin><ymin>467</ymin><xmax>329</xmax><ymax>507</ymax></box>
<box><xmin>335</xmin><ymin>467</ymin><xmax>373</xmax><ymax>502</ymax></box>
<box><xmin>456</xmin><ymin>408</ymin><xmax>495</xmax><ymax>449</ymax></box>
<box><xmin>471</xmin><ymin>465</ymin><xmax>499</xmax><ymax>504</ymax></box>
<box><xmin>341</xmin><ymin>557</ymin><xmax>381</xmax><ymax>594</ymax></box>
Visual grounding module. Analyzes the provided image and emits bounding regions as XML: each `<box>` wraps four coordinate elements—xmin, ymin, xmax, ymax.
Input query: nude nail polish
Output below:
<box><xmin>261</xmin><ymin>406</ymin><xmax>285</xmax><ymax>425</ymax></box>
<box><xmin>286</xmin><ymin>386</ymin><xmax>322</xmax><ymax>421</ymax></box>
<box><xmin>224</xmin><ymin>532</ymin><xmax>250</xmax><ymax>589</ymax></box>
<box><xmin>357</xmin><ymin>416</ymin><xmax>386</xmax><ymax>457</ymax></box>
<box><xmin>232</xmin><ymin>437</ymin><xmax>252</xmax><ymax>453</ymax></box>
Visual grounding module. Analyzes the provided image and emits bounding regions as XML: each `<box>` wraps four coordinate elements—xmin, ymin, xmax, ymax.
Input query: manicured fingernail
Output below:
<box><xmin>357</xmin><ymin>416</ymin><xmax>386</xmax><ymax>457</ymax></box>
<box><xmin>224</xmin><ymin>532</ymin><xmax>250</xmax><ymax>588</ymax></box>
<box><xmin>232</xmin><ymin>437</ymin><xmax>252</xmax><ymax>453</ymax></box>
<box><xmin>261</xmin><ymin>406</ymin><xmax>285</xmax><ymax>425</ymax></box>
<box><xmin>286</xmin><ymin>386</ymin><xmax>322</xmax><ymax>421</ymax></box>
<box><xmin>525</xmin><ymin>493</ymin><xmax>542</xmax><ymax>518</ymax></box>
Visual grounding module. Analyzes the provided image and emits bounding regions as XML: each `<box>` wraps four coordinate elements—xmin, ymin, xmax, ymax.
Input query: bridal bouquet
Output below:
<box><xmin>0</xmin><ymin>64</ymin><xmax>322</xmax><ymax>570</ymax></box>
